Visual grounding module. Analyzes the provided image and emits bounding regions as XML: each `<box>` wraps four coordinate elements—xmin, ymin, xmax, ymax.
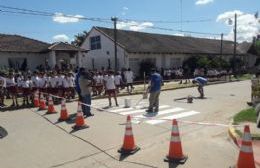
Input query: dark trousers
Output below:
<box><xmin>81</xmin><ymin>94</ymin><xmax>91</xmax><ymax>116</ymax></box>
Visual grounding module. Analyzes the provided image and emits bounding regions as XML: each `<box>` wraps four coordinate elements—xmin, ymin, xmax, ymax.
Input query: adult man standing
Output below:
<box><xmin>79</xmin><ymin>71</ymin><xmax>94</xmax><ymax>117</ymax></box>
<box><xmin>192</xmin><ymin>76</ymin><xmax>208</xmax><ymax>98</ymax></box>
<box><xmin>146</xmin><ymin>69</ymin><xmax>162</xmax><ymax>113</ymax></box>
<box><xmin>75</xmin><ymin>67</ymin><xmax>85</xmax><ymax>100</ymax></box>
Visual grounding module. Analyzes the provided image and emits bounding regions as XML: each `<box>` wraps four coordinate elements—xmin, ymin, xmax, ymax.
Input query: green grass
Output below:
<box><xmin>231</xmin><ymin>74</ymin><xmax>253</xmax><ymax>81</ymax></box>
<box><xmin>233</xmin><ymin>108</ymin><xmax>257</xmax><ymax>124</ymax></box>
<box><xmin>235</xmin><ymin>129</ymin><xmax>260</xmax><ymax>140</ymax></box>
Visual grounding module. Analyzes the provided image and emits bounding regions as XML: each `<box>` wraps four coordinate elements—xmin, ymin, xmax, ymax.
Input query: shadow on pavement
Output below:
<box><xmin>119</xmin><ymin>154</ymin><xmax>130</xmax><ymax>161</ymax></box>
<box><xmin>0</xmin><ymin>104</ymin><xmax>34</xmax><ymax>112</ymax></box>
<box><xmin>168</xmin><ymin>162</ymin><xmax>180</xmax><ymax>168</ymax></box>
<box><xmin>0</xmin><ymin>126</ymin><xmax>8</xmax><ymax>139</ymax></box>
<box><xmin>65</xmin><ymin>113</ymin><xmax>77</xmax><ymax>124</ymax></box>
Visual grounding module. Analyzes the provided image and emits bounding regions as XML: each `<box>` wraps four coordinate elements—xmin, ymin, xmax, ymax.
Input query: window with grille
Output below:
<box><xmin>90</xmin><ymin>36</ymin><xmax>101</xmax><ymax>50</ymax></box>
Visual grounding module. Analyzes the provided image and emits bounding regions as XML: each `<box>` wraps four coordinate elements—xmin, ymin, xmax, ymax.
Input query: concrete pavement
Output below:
<box><xmin>0</xmin><ymin>80</ymin><xmax>254</xmax><ymax>167</ymax></box>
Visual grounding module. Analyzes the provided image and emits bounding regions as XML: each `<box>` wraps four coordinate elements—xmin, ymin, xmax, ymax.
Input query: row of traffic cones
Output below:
<box><xmin>118</xmin><ymin>115</ymin><xmax>187</xmax><ymax>163</ymax></box>
<box><xmin>119</xmin><ymin>116</ymin><xmax>256</xmax><ymax>167</ymax></box>
<box><xmin>33</xmin><ymin>91</ymin><xmax>87</xmax><ymax>130</ymax></box>
<box><xmin>33</xmin><ymin>91</ymin><xmax>256</xmax><ymax>166</ymax></box>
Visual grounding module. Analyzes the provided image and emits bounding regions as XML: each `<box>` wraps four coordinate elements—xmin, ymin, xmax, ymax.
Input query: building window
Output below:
<box><xmin>8</xmin><ymin>57</ymin><xmax>27</xmax><ymax>70</ymax></box>
<box><xmin>90</xmin><ymin>36</ymin><xmax>101</xmax><ymax>50</ymax></box>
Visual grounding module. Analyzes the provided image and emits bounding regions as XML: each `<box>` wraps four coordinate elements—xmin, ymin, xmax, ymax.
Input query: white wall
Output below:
<box><xmin>81</xmin><ymin>28</ymin><xmax>126</xmax><ymax>70</ymax></box>
<box><xmin>0</xmin><ymin>51</ymin><xmax>48</xmax><ymax>70</ymax></box>
<box><xmin>127</xmin><ymin>53</ymin><xmax>188</xmax><ymax>75</ymax></box>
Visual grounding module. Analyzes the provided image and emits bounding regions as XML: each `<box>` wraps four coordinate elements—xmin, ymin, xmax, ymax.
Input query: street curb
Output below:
<box><xmin>92</xmin><ymin>79</ymin><xmax>242</xmax><ymax>100</ymax></box>
<box><xmin>228</xmin><ymin>127</ymin><xmax>240</xmax><ymax>147</ymax></box>
<box><xmin>228</xmin><ymin>126</ymin><xmax>260</xmax><ymax>166</ymax></box>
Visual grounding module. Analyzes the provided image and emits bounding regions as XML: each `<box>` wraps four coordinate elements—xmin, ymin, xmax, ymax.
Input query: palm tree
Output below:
<box><xmin>71</xmin><ymin>31</ymin><xmax>88</xmax><ymax>47</ymax></box>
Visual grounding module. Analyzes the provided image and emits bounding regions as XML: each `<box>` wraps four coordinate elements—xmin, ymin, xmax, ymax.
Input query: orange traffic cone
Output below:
<box><xmin>33</xmin><ymin>90</ymin><xmax>39</xmax><ymax>107</ymax></box>
<box><xmin>236</xmin><ymin>125</ymin><xmax>255</xmax><ymax>168</ymax></box>
<box><xmin>58</xmin><ymin>99</ymin><xmax>69</xmax><ymax>121</ymax></box>
<box><xmin>118</xmin><ymin>115</ymin><xmax>140</xmax><ymax>155</ymax></box>
<box><xmin>38</xmin><ymin>93</ymin><xmax>47</xmax><ymax>110</ymax></box>
<box><xmin>46</xmin><ymin>96</ymin><xmax>57</xmax><ymax>114</ymax></box>
<box><xmin>72</xmin><ymin>102</ymin><xmax>89</xmax><ymax>130</ymax></box>
<box><xmin>164</xmin><ymin>119</ymin><xmax>188</xmax><ymax>163</ymax></box>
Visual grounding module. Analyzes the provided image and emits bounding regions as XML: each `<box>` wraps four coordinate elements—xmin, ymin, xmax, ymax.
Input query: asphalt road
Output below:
<box><xmin>0</xmin><ymin>80</ymin><xmax>253</xmax><ymax>168</ymax></box>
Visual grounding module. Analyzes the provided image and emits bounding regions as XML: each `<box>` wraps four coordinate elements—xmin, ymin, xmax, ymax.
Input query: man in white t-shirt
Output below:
<box><xmin>124</xmin><ymin>68</ymin><xmax>134</xmax><ymax>94</ymax></box>
<box><xmin>57</xmin><ymin>72</ymin><xmax>64</xmax><ymax>97</ymax></box>
<box><xmin>114</xmin><ymin>72</ymin><xmax>123</xmax><ymax>93</ymax></box>
<box><xmin>104</xmin><ymin>71</ymin><xmax>118</xmax><ymax>107</ymax></box>
<box><xmin>67</xmin><ymin>72</ymin><xmax>75</xmax><ymax>99</ymax></box>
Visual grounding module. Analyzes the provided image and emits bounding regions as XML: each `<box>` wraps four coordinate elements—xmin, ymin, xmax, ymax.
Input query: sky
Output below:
<box><xmin>0</xmin><ymin>0</ymin><xmax>259</xmax><ymax>43</ymax></box>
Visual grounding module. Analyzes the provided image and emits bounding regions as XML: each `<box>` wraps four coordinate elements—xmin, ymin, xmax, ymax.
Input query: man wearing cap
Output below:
<box><xmin>146</xmin><ymin>69</ymin><xmax>162</xmax><ymax>113</ymax></box>
<box><xmin>192</xmin><ymin>76</ymin><xmax>208</xmax><ymax>98</ymax></box>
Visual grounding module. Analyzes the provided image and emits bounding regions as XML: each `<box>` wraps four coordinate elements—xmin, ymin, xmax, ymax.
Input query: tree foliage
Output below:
<box><xmin>139</xmin><ymin>60</ymin><xmax>156</xmax><ymax>79</ymax></box>
<box><xmin>71</xmin><ymin>31</ymin><xmax>88</xmax><ymax>47</ymax></box>
<box><xmin>182</xmin><ymin>55</ymin><xmax>231</xmax><ymax>71</ymax></box>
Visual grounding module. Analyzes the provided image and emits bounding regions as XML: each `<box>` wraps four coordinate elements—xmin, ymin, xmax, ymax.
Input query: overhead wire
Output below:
<box><xmin>0</xmin><ymin>4</ymin><xmax>225</xmax><ymax>36</ymax></box>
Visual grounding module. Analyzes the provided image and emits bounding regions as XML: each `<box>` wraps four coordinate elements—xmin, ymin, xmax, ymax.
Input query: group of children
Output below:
<box><xmin>0</xmin><ymin>71</ymin><xmax>76</xmax><ymax>107</ymax></box>
<box><xmin>0</xmin><ymin>68</ymin><xmax>135</xmax><ymax>108</ymax></box>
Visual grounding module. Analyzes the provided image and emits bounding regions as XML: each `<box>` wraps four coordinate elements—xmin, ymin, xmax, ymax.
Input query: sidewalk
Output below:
<box><xmin>229</xmin><ymin>122</ymin><xmax>260</xmax><ymax>166</ymax></box>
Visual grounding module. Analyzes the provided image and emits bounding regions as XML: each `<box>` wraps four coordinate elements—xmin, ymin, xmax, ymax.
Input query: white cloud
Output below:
<box><xmin>53</xmin><ymin>34</ymin><xmax>70</xmax><ymax>42</ymax></box>
<box><xmin>195</xmin><ymin>0</ymin><xmax>214</xmax><ymax>5</ymax></box>
<box><xmin>173</xmin><ymin>33</ymin><xmax>185</xmax><ymax>36</ymax></box>
<box><xmin>121</xmin><ymin>7</ymin><xmax>129</xmax><ymax>16</ymax></box>
<box><xmin>216</xmin><ymin>10</ymin><xmax>260</xmax><ymax>42</ymax></box>
<box><xmin>123</xmin><ymin>7</ymin><xmax>128</xmax><ymax>10</ymax></box>
<box><xmin>53</xmin><ymin>13</ymin><xmax>84</xmax><ymax>23</ymax></box>
<box><xmin>117</xmin><ymin>21</ymin><xmax>153</xmax><ymax>31</ymax></box>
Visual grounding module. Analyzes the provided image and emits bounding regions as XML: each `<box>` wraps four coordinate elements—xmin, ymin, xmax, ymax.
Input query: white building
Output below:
<box><xmin>0</xmin><ymin>34</ymin><xmax>87</xmax><ymax>70</ymax></box>
<box><xmin>81</xmin><ymin>27</ymin><xmax>257</xmax><ymax>76</ymax></box>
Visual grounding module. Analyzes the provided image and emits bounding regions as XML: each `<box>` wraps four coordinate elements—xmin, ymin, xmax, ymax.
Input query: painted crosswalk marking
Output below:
<box><xmin>145</xmin><ymin>111</ymin><xmax>200</xmax><ymax>125</ymax></box>
<box><xmin>119</xmin><ymin>105</ymin><xmax>170</xmax><ymax>115</ymax></box>
<box><xmin>134</xmin><ymin>107</ymin><xmax>185</xmax><ymax>119</ymax></box>
<box><xmin>92</xmin><ymin>99</ymin><xmax>200</xmax><ymax>126</ymax></box>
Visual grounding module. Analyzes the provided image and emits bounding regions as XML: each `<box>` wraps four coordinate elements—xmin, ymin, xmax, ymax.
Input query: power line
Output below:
<box><xmin>0</xmin><ymin>5</ymin><xmax>213</xmax><ymax>24</ymax></box>
<box><xmin>0</xmin><ymin>5</ymin><xmax>224</xmax><ymax>36</ymax></box>
<box><xmin>118</xmin><ymin>18</ymin><xmax>213</xmax><ymax>24</ymax></box>
<box><xmin>0</xmin><ymin>5</ymin><xmax>111</xmax><ymax>22</ymax></box>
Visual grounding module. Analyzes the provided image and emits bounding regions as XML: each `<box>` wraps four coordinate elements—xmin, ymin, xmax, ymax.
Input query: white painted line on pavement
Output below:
<box><xmin>134</xmin><ymin>107</ymin><xmax>185</xmax><ymax>119</ymax></box>
<box><xmin>120</xmin><ymin>105</ymin><xmax>170</xmax><ymax>115</ymax></box>
<box><xmin>145</xmin><ymin>111</ymin><xmax>200</xmax><ymax>125</ymax></box>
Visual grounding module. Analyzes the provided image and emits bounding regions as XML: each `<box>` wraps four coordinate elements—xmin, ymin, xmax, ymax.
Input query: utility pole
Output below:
<box><xmin>233</xmin><ymin>13</ymin><xmax>237</xmax><ymax>76</ymax></box>
<box><xmin>220</xmin><ymin>33</ymin><xmax>223</xmax><ymax>57</ymax></box>
<box><xmin>111</xmin><ymin>17</ymin><xmax>118</xmax><ymax>71</ymax></box>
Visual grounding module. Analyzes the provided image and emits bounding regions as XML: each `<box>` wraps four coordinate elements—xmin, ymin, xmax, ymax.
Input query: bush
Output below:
<box><xmin>183</xmin><ymin>56</ymin><xmax>231</xmax><ymax>72</ymax></box>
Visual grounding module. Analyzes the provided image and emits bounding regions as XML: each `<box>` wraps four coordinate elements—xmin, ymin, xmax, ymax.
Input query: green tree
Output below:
<box><xmin>139</xmin><ymin>60</ymin><xmax>156</xmax><ymax>79</ymax></box>
<box><xmin>71</xmin><ymin>31</ymin><xmax>88</xmax><ymax>47</ymax></box>
<box><xmin>197</xmin><ymin>56</ymin><xmax>210</xmax><ymax>68</ymax></box>
<box><xmin>182</xmin><ymin>56</ymin><xmax>199</xmax><ymax>73</ymax></box>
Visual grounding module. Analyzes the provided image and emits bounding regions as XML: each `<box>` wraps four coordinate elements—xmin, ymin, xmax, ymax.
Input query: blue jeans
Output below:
<box><xmin>81</xmin><ymin>94</ymin><xmax>91</xmax><ymax>116</ymax></box>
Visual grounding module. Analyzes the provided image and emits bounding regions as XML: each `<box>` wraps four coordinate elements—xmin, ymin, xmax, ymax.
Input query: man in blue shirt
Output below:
<box><xmin>75</xmin><ymin>67</ymin><xmax>85</xmax><ymax>100</ymax></box>
<box><xmin>192</xmin><ymin>76</ymin><xmax>208</xmax><ymax>98</ymax></box>
<box><xmin>146</xmin><ymin>69</ymin><xmax>162</xmax><ymax>113</ymax></box>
